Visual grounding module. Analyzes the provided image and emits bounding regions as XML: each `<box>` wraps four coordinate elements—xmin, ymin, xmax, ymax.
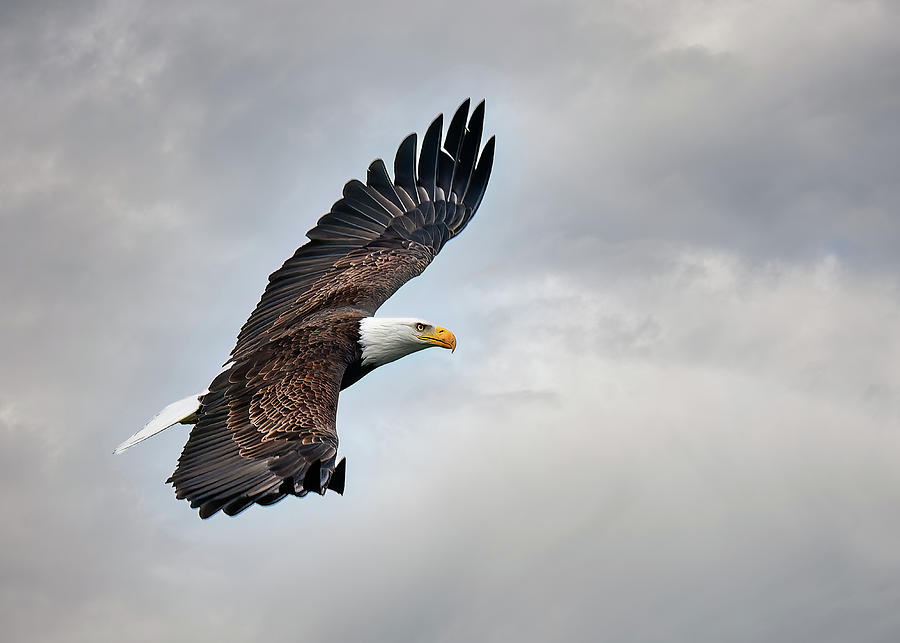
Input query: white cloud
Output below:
<box><xmin>2</xmin><ymin>0</ymin><xmax>899</xmax><ymax>641</ymax></box>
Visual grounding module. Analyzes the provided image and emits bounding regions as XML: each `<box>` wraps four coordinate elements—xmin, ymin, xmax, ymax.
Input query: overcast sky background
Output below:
<box><xmin>2</xmin><ymin>0</ymin><xmax>899</xmax><ymax>641</ymax></box>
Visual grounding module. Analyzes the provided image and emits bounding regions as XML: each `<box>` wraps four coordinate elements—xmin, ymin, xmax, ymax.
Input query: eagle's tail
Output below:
<box><xmin>113</xmin><ymin>391</ymin><xmax>208</xmax><ymax>454</ymax></box>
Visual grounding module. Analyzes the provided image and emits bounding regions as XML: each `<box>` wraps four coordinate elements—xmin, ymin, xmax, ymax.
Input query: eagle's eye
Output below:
<box><xmin>415</xmin><ymin>323</ymin><xmax>426</xmax><ymax>332</ymax></box>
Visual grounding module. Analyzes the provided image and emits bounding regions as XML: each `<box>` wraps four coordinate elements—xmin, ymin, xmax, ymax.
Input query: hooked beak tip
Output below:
<box><xmin>424</xmin><ymin>326</ymin><xmax>457</xmax><ymax>352</ymax></box>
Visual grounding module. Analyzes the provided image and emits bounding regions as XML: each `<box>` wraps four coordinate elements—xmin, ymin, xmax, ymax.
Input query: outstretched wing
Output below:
<box><xmin>170</xmin><ymin>100</ymin><xmax>495</xmax><ymax>517</ymax></box>
<box><xmin>169</xmin><ymin>314</ymin><xmax>357</xmax><ymax>518</ymax></box>
<box><xmin>231</xmin><ymin>99</ymin><xmax>495</xmax><ymax>362</ymax></box>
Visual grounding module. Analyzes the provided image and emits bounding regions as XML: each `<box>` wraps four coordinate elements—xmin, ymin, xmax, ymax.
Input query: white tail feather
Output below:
<box><xmin>113</xmin><ymin>391</ymin><xmax>208</xmax><ymax>454</ymax></box>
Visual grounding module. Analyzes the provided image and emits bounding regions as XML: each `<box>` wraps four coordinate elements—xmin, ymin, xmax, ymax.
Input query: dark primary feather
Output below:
<box><xmin>170</xmin><ymin>100</ymin><xmax>495</xmax><ymax>517</ymax></box>
<box><xmin>393</xmin><ymin>133</ymin><xmax>418</xmax><ymax>203</ymax></box>
<box><xmin>417</xmin><ymin>115</ymin><xmax>443</xmax><ymax>200</ymax></box>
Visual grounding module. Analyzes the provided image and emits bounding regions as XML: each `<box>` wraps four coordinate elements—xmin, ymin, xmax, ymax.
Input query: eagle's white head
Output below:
<box><xmin>358</xmin><ymin>317</ymin><xmax>457</xmax><ymax>368</ymax></box>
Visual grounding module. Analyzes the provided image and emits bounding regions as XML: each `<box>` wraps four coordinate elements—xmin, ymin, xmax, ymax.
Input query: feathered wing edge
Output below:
<box><xmin>167</xmin><ymin>364</ymin><xmax>347</xmax><ymax>519</ymax></box>
<box><xmin>231</xmin><ymin>99</ymin><xmax>495</xmax><ymax>361</ymax></box>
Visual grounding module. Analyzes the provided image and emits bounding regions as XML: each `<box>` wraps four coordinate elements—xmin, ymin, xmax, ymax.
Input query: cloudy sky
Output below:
<box><xmin>2</xmin><ymin>0</ymin><xmax>899</xmax><ymax>640</ymax></box>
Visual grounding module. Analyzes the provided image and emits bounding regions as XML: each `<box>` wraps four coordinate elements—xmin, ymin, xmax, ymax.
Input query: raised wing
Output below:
<box><xmin>169</xmin><ymin>313</ymin><xmax>358</xmax><ymax>518</ymax></box>
<box><xmin>231</xmin><ymin>99</ymin><xmax>495</xmax><ymax>362</ymax></box>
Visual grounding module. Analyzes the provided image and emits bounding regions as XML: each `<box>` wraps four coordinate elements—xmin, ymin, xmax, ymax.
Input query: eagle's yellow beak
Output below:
<box><xmin>420</xmin><ymin>326</ymin><xmax>457</xmax><ymax>352</ymax></box>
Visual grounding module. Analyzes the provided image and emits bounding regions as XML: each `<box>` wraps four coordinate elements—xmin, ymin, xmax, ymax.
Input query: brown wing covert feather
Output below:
<box><xmin>169</xmin><ymin>313</ymin><xmax>359</xmax><ymax>518</ymax></box>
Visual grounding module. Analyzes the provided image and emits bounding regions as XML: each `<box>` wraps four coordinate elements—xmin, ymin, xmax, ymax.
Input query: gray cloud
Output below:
<box><xmin>2</xmin><ymin>0</ymin><xmax>899</xmax><ymax>641</ymax></box>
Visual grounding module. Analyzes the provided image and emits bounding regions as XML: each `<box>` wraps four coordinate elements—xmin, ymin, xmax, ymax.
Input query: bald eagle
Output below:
<box><xmin>114</xmin><ymin>100</ymin><xmax>495</xmax><ymax>518</ymax></box>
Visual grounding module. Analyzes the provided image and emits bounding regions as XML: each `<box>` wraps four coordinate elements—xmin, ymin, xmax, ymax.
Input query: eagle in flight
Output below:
<box><xmin>114</xmin><ymin>100</ymin><xmax>495</xmax><ymax>518</ymax></box>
